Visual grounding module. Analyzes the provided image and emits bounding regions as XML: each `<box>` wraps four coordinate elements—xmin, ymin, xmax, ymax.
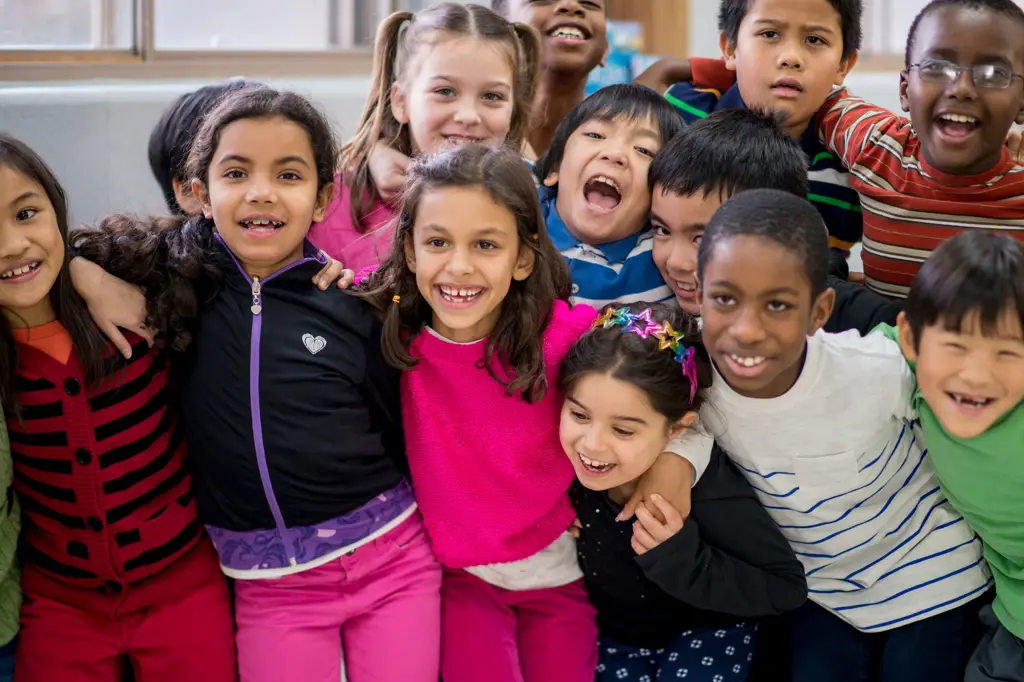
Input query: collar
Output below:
<box><xmin>540</xmin><ymin>187</ymin><xmax>646</xmax><ymax>265</ymax></box>
<box><xmin>716</xmin><ymin>84</ymin><xmax>822</xmax><ymax>153</ymax></box>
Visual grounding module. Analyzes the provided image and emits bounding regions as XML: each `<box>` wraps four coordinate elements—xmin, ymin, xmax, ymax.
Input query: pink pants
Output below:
<box><xmin>234</xmin><ymin>512</ymin><xmax>442</xmax><ymax>682</ymax></box>
<box><xmin>441</xmin><ymin>568</ymin><xmax>598</xmax><ymax>682</ymax></box>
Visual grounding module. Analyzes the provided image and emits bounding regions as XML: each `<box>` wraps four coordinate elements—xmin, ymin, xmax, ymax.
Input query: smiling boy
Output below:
<box><xmin>662</xmin><ymin>0</ymin><xmax>864</xmax><ymax>261</ymax></box>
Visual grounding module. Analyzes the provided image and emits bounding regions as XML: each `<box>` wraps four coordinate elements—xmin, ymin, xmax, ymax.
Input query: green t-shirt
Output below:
<box><xmin>880</xmin><ymin>324</ymin><xmax>1024</xmax><ymax>638</ymax></box>
<box><xmin>0</xmin><ymin>406</ymin><xmax>20</xmax><ymax>646</ymax></box>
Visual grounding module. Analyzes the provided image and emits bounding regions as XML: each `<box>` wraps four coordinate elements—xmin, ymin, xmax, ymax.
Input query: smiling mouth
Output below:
<box><xmin>947</xmin><ymin>391</ymin><xmax>994</xmax><ymax>410</ymax></box>
<box><xmin>442</xmin><ymin>135</ymin><xmax>484</xmax><ymax>147</ymax></box>
<box><xmin>729</xmin><ymin>354</ymin><xmax>766</xmax><ymax>368</ymax></box>
<box><xmin>934</xmin><ymin>113</ymin><xmax>981</xmax><ymax>139</ymax></box>
<box><xmin>578</xmin><ymin>452</ymin><xmax>616</xmax><ymax>474</ymax></box>
<box><xmin>584</xmin><ymin>175</ymin><xmax>622</xmax><ymax>212</ymax></box>
<box><xmin>437</xmin><ymin>285</ymin><xmax>484</xmax><ymax>304</ymax></box>
<box><xmin>240</xmin><ymin>218</ymin><xmax>284</xmax><ymax>233</ymax></box>
<box><xmin>549</xmin><ymin>26</ymin><xmax>587</xmax><ymax>42</ymax></box>
<box><xmin>0</xmin><ymin>261</ymin><xmax>41</xmax><ymax>280</ymax></box>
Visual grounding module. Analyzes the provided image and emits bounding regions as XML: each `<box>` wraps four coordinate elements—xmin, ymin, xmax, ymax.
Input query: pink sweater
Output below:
<box><xmin>402</xmin><ymin>300</ymin><xmax>597</xmax><ymax>568</ymax></box>
<box><xmin>307</xmin><ymin>172</ymin><xmax>397</xmax><ymax>272</ymax></box>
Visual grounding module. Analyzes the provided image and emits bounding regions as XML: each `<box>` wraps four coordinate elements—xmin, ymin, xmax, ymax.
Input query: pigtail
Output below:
<box><xmin>508</xmin><ymin>22</ymin><xmax>542</xmax><ymax>151</ymax></box>
<box><xmin>339</xmin><ymin>10</ymin><xmax>415</xmax><ymax>228</ymax></box>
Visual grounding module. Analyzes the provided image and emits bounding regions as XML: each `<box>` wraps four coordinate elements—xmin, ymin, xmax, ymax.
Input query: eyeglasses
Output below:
<box><xmin>908</xmin><ymin>59</ymin><xmax>1024</xmax><ymax>90</ymax></box>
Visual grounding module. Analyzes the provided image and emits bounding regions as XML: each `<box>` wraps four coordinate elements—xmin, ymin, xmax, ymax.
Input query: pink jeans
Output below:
<box><xmin>441</xmin><ymin>568</ymin><xmax>598</xmax><ymax>682</ymax></box>
<box><xmin>234</xmin><ymin>512</ymin><xmax>441</xmax><ymax>682</ymax></box>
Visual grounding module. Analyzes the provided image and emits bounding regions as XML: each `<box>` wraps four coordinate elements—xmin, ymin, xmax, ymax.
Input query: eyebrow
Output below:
<box><xmin>567</xmin><ymin>397</ymin><xmax>648</xmax><ymax>425</ymax></box>
<box><xmin>9</xmin><ymin>191</ymin><xmax>40</xmax><ymax>206</ymax></box>
<box><xmin>216</xmin><ymin>154</ymin><xmax>311</xmax><ymax>168</ymax></box>
<box><xmin>650</xmin><ymin>211</ymin><xmax>707</xmax><ymax>230</ymax></box>
<box><xmin>753</xmin><ymin>18</ymin><xmax>836</xmax><ymax>35</ymax></box>
<box><xmin>419</xmin><ymin>224</ymin><xmax>507</xmax><ymax>237</ymax></box>
<box><xmin>427</xmin><ymin>75</ymin><xmax>512</xmax><ymax>90</ymax></box>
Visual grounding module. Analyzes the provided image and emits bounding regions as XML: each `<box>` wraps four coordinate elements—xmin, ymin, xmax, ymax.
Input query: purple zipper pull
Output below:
<box><xmin>251</xmin><ymin>277</ymin><xmax>262</xmax><ymax>315</ymax></box>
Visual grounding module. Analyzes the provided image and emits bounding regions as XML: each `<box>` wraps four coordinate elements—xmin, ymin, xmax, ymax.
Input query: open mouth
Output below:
<box><xmin>240</xmin><ymin>218</ymin><xmax>284</xmax><ymax>234</ymax></box>
<box><xmin>947</xmin><ymin>391</ymin><xmax>994</xmax><ymax>411</ymax></box>
<box><xmin>578</xmin><ymin>452</ymin><xmax>615</xmax><ymax>474</ymax></box>
<box><xmin>437</xmin><ymin>285</ymin><xmax>484</xmax><ymax>305</ymax></box>
<box><xmin>771</xmin><ymin>78</ymin><xmax>804</xmax><ymax>96</ymax></box>
<box><xmin>0</xmin><ymin>261</ymin><xmax>41</xmax><ymax>281</ymax></box>
<box><xmin>549</xmin><ymin>25</ymin><xmax>588</xmax><ymax>42</ymax></box>
<box><xmin>583</xmin><ymin>175</ymin><xmax>622</xmax><ymax>212</ymax></box>
<box><xmin>729</xmin><ymin>354</ymin><xmax>766</xmax><ymax>368</ymax></box>
<box><xmin>934</xmin><ymin>113</ymin><xmax>981</xmax><ymax>139</ymax></box>
<box><xmin>442</xmin><ymin>135</ymin><xmax>484</xmax><ymax>147</ymax></box>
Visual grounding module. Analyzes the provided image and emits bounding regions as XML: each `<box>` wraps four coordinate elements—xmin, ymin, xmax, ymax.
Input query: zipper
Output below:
<box><xmin>214</xmin><ymin>234</ymin><xmax>325</xmax><ymax>567</ymax></box>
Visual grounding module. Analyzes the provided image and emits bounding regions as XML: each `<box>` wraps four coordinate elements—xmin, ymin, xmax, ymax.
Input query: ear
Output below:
<box><xmin>312</xmin><ymin>182</ymin><xmax>334</xmax><ymax>223</ymax></box>
<box><xmin>719</xmin><ymin>33</ymin><xmax>738</xmax><ymax>72</ymax></box>
<box><xmin>543</xmin><ymin>171</ymin><xmax>559</xmax><ymax>188</ymax></box>
<box><xmin>403</xmin><ymin>233</ymin><xmax>417</xmax><ymax>273</ymax></box>
<box><xmin>835</xmin><ymin>50</ymin><xmax>858</xmax><ymax>85</ymax></box>
<box><xmin>896</xmin><ymin>311</ymin><xmax>919</xmax><ymax>363</ymax></box>
<box><xmin>513</xmin><ymin>244</ymin><xmax>536</xmax><ymax>281</ymax></box>
<box><xmin>390</xmin><ymin>81</ymin><xmax>410</xmax><ymax>124</ymax></box>
<box><xmin>808</xmin><ymin>286</ymin><xmax>836</xmax><ymax>334</ymax></box>
<box><xmin>696</xmin><ymin>284</ymin><xmax>704</xmax><ymax>312</ymax></box>
<box><xmin>1016</xmin><ymin>101</ymin><xmax>1024</xmax><ymax>126</ymax></box>
<box><xmin>173</xmin><ymin>178</ymin><xmax>201</xmax><ymax>215</ymax></box>
<box><xmin>599</xmin><ymin>43</ymin><xmax>610</xmax><ymax>69</ymax></box>
<box><xmin>669</xmin><ymin>410</ymin><xmax>699</xmax><ymax>440</ymax></box>
<box><xmin>191</xmin><ymin>179</ymin><xmax>213</xmax><ymax>219</ymax></box>
<box><xmin>899</xmin><ymin>70</ymin><xmax>912</xmax><ymax>113</ymax></box>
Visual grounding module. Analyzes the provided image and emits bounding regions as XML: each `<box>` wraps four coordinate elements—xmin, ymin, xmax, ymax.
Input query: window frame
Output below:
<box><xmin>0</xmin><ymin>0</ymin><xmax>388</xmax><ymax>81</ymax></box>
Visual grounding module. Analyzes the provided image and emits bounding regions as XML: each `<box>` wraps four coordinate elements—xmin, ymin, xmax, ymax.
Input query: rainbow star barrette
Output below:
<box><xmin>591</xmin><ymin>307</ymin><xmax>699</xmax><ymax>406</ymax></box>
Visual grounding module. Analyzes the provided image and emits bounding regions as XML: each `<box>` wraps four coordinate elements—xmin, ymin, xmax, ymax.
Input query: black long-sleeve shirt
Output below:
<box><xmin>826</xmin><ymin>275</ymin><xmax>902</xmax><ymax>335</ymax></box>
<box><xmin>571</xmin><ymin>447</ymin><xmax>807</xmax><ymax>649</ymax></box>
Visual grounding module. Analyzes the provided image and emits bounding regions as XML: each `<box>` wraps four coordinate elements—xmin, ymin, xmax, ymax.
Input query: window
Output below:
<box><xmin>0</xmin><ymin>0</ymin><xmax>462</xmax><ymax>80</ymax></box>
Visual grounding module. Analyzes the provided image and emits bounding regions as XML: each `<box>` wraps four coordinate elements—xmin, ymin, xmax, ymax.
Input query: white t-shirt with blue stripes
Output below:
<box><xmin>691</xmin><ymin>328</ymin><xmax>991</xmax><ymax>632</ymax></box>
<box><xmin>540</xmin><ymin>190</ymin><xmax>671</xmax><ymax>309</ymax></box>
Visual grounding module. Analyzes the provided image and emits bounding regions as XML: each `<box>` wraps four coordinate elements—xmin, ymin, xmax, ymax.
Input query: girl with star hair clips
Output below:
<box><xmin>561</xmin><ymin>301</ymin><xmax>807</xmax><ymax>682</ymax></box>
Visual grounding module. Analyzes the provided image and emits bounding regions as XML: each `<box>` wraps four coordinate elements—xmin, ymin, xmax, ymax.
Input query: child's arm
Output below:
<box><xmin>825</xmin><ymin>276</ymin><xmax>903</xmax><ymax>335</ymax></box>
<box><xmin>362</xmin><ymin>318</ymin><xmax>407</xmax><ymax>475</ymax></box>
<box><xmin>636</xmin><ymin>56</ymin><xmax>738</xmax><ymax>94</ymax></box>
<box><xmin>621</xmin><ymin>427</ymin><xmax>714</xmax><ymax>522</ymax></box>
<box><xmin>368</xmin><ymin>140</ymin><xmax>410</xmax><ymax>205</ymax></box>
<box><xmin>633</xmin><ymin>454</ymin><xmax>807</xmax><ymax>617</ymax></box>
<box><xmin>815</xmin><ymin>88</ymin><xmax>908</xmax><ymax>170</ymax></box>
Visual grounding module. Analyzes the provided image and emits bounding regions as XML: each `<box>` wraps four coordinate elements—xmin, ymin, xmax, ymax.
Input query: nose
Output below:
<box><xmin>0</xmin><ymin>222</ymin><xmax>31</xmax><ymax>260</ymax></box>
<box><xmin>244</xmin><ymin>175</ymin><xmax>277</xmax><ymax>204</ymax></box>
<box><xmin>554</xmin><ymin>1</ymin><xmax>585</xmax><ymax>17</ymax></box>
<box><xmin>452</xmin><ymin>98</ymin><xmax>482</xmax><ymax>127</ymax></box>
<box><xmin>446</xmin><ymin>245</ymin><xmax>474</xmax><ymax>277</ymax></box>
<box><xmin>947</xmin><ymin>68</ymin><xmax>979</xmax><ymax>100</ymax></box>
<box><xmin>959</xmin><ymin>354</ymin><xmax>995</xmax><ymax>388</ymax></box>
<box><xmin>730</xmin><ymin>306</ymin><xmax>768</xmax><ymax>346</ymax></box>
<box><xmin>580</xmin><ymin>424</ymin><xmax>606</xmax><ymax>454</ymax></box>
<box><xmin>777</xmin><ymin>39</ymin><xmax>806</xmax><ymax>71</ymax></box>
<box><xmin>665</xmin><ymin>239</ymin><xmax>697</xmax><ymax>278</ymax></box>
<box><xmin>599</xmin><ymin>140</ymin><xmax>629</xmax><ymax>167</ymax></box>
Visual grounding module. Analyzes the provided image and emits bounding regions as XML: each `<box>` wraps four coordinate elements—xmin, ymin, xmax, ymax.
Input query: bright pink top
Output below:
<box><xmin>402</xmin><ymin>300</ymin><xmax>597</xmax><ymax>568</ymax></box>
<box><xmin>307</xmin><ymin>172</ymin><xmax>397</xmax><ymax>272</ymax></box>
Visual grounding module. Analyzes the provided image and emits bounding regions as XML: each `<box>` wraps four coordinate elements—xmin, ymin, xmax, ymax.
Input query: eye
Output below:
<box><xmin>279</xmin><ymin>171</ymin><xmax>301</xmax><ymax>181</ymax></box>
<box><xmin>581</xmin><ymin>1</ymin><xmax>601</xmax><ymax>8</ymax></box>
<box><xmin>482</xmin><ymin>92</ymin><xmax>506</xmax><ymax>102</ymax></box>
<box><xmin>224</xmin><ymin>169</ymin><xmax>246</xmax><ymax>179</ymax></box>
<box><xmin>653</xmin><ymin>225</ymin><xmax>670</xmax><ymax>238</ymax></box>
<box><xmin>435</xmin><ymin>87</ymin><xmax>456</xmax><ymax>97</ymax></box>
<box><xmin>570</xmin><ymin>409</ymin><xmax>589</xmax><ymax>422</ymax></box>
<box><xmin>711</xmin><ymin>294</ymin><xmax>735</xmax><ymax>307</ymax></box>
<box><xmin>998</xmin><ymin>349</ymin><xmax>1023</xmax><ymax>359</ymax></box>
<box><xmin>613</xmin><ymin>427</ymin><xmax>634</xmax><ymax>437</ymax></box>
<box><xmin>15</xmin><ymin>208</ymin><xmax>37</xmax><ymax>222</ymax></box>
<box><xmin>583</xmin><ymin>131</ymin><xmax>604</xmax><ymax>140</ymax></box>
<box><xmin>807</xmin><ymin>35</ymin><xmax>827</xmax><ymax>46</ymax></box>
<box><xmin>635</xmin><ymin>146</ymin><xmax>654</xmax><ymax>157</ymax></box>
<box><xmin>759</xmin><ymin>30</ymin><xmax>780</xmax><ymax>40</ymax></box>
<box><xmin>943</xmin><ymin>342</ymin><xmax>967</xmax><ymax>352</ymax></box>
<box><xmin>693</xmin><ymin>234</ymin><xmax>703</xmax><ymax>246</ymax></box>
<box><xmin>478</xmin><ymin>240</ymin><xmax>498</xmax><ymax>251</ymax></box>
<box><xmin>426</xmin><ymin>238</ymin><xmax>447</xmax><ymax>248</ymax></box>
<box><xmin>766</xmin><ymin>301</ymin><xmax>790</xmax><ymax>313</ymax></box>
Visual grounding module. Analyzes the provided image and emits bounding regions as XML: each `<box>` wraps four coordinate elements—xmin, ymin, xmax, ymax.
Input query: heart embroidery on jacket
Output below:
<box><xmin>302</xmin><ymin>334</ymin><xmax>327</xmax><ymax>355</ymax></box>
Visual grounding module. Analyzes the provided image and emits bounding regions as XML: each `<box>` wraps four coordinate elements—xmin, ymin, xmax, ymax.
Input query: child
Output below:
<box><xmin>687</xmin><ymin>0</ymin><xmax>1024</xmax><ymax>299</ymax></box>
<box><xmin>688</xmin><ymin>188</ymin><xmax>991</xmax><ymax>682</ymax></box>
<box><xmin>660</xmin><ymin>0</ymin><xmax>864</xmax><ymax>260</ymax></box>
<box><xmin>534</xmin><ymin>83</ymin><xmax>686</xmax><ymax>308</ymax></box>
<box><xmin>0</xmin><ymin>135</ymin><xmax>236</xmax><ymax>681</ymax></box>
<box><xmin>882</xmin><ymin>232</ymin><xmax>1024</xmax><ymax>681</ymax></box>
<box><xmin>148</xmin><ymin>78</ymin><xmax>259</xmax><ymax>215</ymax></box>
<box><xmin>366</xmin><ymin>0</ymin><xmax>609</xmax><ymax>203</ymax></box>
<box><xmin>310</xmin><ymin>2</ymin><xmax>540</xmax><ymax>271</ymax></box>
<box><xmin>562</xmin><ymin>301</ymin><xmax>807</xmax><ymax>682</ymax></box>
<box><xmin>360</xmin><ymin>142</ymin><xmax>704</xmax><ymax>682</ymax></box>
<box><xmin>72</xmin><ymin>87</ymin><xmax>441</xmax><ymax>682</ymax></box>
<box><xmin>648</xmin><ymin>107</ymin><xmax>810</xmax><ymax>316</ymax></box>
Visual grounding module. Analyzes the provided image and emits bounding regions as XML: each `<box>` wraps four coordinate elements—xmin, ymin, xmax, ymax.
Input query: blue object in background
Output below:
<box><xmin>586</xmin><ymin>20</ymin><xmax>665</xmax><ymax>94</ymax></box>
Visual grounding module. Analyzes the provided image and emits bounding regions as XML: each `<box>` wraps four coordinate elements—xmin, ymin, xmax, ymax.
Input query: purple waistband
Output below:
<box><xmin>207</xmin><ymin>481</ymin><xmax>415</xmax><ymax>572</ymax></box>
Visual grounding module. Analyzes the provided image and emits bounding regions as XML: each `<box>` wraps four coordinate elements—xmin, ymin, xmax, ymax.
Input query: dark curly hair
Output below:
<box><xmin>561</xmin><ymin>302</ymin><xmax>712</xmax><ymax>422</ymax></box>
<box><xmin>71</xmin><ymin>85</ymin><xmax>338</xmax><ymax>353</ymax></box>
<box><xmin>0</xmin><ymin>134</ymin><xmax>119</xmax><ymax>417</ymax></box>
<box><xmin>361</xmin><ymin>142</ymin><xmax>572</xmax><ymax>403</ymax></box>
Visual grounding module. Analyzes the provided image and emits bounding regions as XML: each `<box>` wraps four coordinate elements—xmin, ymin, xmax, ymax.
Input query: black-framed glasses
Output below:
<box><xmin>908</xmin><ymin>58</ymin><xmax>1024</xmax><ymax>90</ymax></box>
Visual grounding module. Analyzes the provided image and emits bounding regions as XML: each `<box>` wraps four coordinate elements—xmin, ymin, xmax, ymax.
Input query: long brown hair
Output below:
<box><xmin>361</xmin><ymin>143</ymin><xmax>571</xmax><ymax>403</ymax></box>
<box><xmin>340</xmin><ymin>3</ymin><xmax>541</xmax><ymax>230</ymax></box>
<box><xmin>0</xmin><ymin>134</ymin><xmax>117</xmax><ymax>417</ymax></box>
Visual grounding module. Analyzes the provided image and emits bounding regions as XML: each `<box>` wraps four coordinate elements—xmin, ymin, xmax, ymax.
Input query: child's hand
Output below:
<box><xmin>568</xmin><ymin>517</ymin><xmax>582</xmax><ymax>539</ymax></box>
<box><xmin>1008</xmin><ymin>129</ymin><xmax>1023</xmax><ymax>164</ymax></box>
<box><xmin>312</xmin><ymin>257</ymin><xmax>354</xmax><ymax>290</ymax></box>
<box><xmin>69</xmin><ymin>257</ymin><xmax>153</xmax><ymax>359</ymax></box>
<box><xmin>620</xmin><ymin>451</ymin><xmax>694</xmax><ymax>522</ymax></box>
<box><xmin>631</xmin><ymin>495</ymin><xmax>684</xmax><ymax>556</ymax></box>
<box><xmin>369</xmin><ymin>140</ymin><xmax>410</xmax><ymax>204</ymax></box>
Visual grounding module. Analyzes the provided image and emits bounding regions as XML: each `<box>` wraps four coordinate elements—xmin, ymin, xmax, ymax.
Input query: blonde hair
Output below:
<box><xmin>340</xmin><ymin>2</ymin><xmax>540</xmax><ymax>228</ymax></box>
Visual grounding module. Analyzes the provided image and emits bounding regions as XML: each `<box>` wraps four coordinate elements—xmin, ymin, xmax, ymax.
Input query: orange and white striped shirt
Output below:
<box><xmin>818</xmin><ymin>89</ymin><xmax>1024</xmax><ymax>298</ymax></box>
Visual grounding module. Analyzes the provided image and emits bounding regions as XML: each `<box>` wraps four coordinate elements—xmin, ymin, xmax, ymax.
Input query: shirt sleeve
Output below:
<box><xmin>690</xmin><ymin>57</ymin><xmax>738</xmax><ymax>92</ymax></box>
<box><xmin>636</xmin><ymin>459</ymin><xmax>807</xmax><ymax>617</ymax></box>
<box><xmin>863</xmin><ymin>326</ymin><xmax>919</xmax><ymax>422</ymax></box>
<box><xmin>363</xmin><ymin>319</ymin><xmax>406</xmax><ymax>474</ymax></box>
<box><xmin>662</xmin><ymin>425</ymin><xmax>714</xmax><ymax>485</ymax></box>
<box><xmin>816</xmin><ymin>88</ymin><xmax>907</xmax><ymax>170</ymax></box>
<box><xmin>825</xmin><ymin>276</ymin><xmax>903</xmax><ymax>336</ymax></box>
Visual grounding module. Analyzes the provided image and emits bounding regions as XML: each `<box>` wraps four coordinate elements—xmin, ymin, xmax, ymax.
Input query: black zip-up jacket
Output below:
<box><xmin>177</xmin><ymin>237</ymin><xmax>404</xmax><ymax>533</ymax></box>
<box><xmin>571</xmin><ymin>447</ymin><xmax>807</xmax><ymax>649</ymax></box>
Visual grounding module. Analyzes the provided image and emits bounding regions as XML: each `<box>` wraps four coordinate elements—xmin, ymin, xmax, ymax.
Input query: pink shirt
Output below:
<box><xmin>402</xmin><ymin>300</ymin><xmax>597</xmax><ymax>568</ymax></box>
<box><xmin>308</xmin><ymin>172</ymin><xmax>397</xmax><ymax>272</ymax></box>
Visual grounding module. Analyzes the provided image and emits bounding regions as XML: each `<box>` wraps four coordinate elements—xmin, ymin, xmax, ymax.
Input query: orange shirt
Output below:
<box><xmin>11</xmin><ymin>320</ymin><xmax>72</xmax><ymax>364</ymax></box>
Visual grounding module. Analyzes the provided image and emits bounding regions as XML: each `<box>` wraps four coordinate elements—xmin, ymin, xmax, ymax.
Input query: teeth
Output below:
<box><xmin>243</xmin><ymin>219</ymin><xmax>282</xmax><ymax>229</ymax></box>
<box><xmin>551</xmin><ymin>26</ymin><xmax>585</xmax><ymax>40</ymax></box>
<box><xmin>940</xmin><ymin>114</ymin><xmax>978</xmax><ymax>124</ymax></box>
<box><xmin>0</xmin><ymin>262</ymin><xmax>39</xmax><ymax>279</ymax></box>
<box><xmin>592</xmin><ymin>175</ymin><xmax>620</xmax><ymax>191</ymax></box>
<box><xmin>579</xmin><ymin>453</ymin><xmax>613</xmax><ymax>472</ymax></box>
<box><xmin>675</xmin><ymin>281</ymin><xmax>695</xmax><ymax>292</ymax></box>
<box><xmin>730</xmin><ymin>354</ymin><xmax>765</xmax><ymax>368</ymax></box>
<box><xmin>952</xmin><ymin>393</ymin><xmax>990</xmax><ymax>407</ymax></box>
<box><xmin>439</xmin><ymin>285</ymin><xmax>483</xmax><ymax>302</ymax></box>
